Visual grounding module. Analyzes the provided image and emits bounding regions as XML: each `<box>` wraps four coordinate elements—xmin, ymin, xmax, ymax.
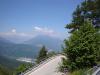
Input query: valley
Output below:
<box><xmin>0</xmin><ymin>35</ymin><xmax>63</xmax><ymax>75</ymax></box>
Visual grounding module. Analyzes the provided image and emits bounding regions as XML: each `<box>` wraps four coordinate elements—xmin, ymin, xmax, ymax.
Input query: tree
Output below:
<box><xmin>13</xmin><ymin>63</ymin><xmax>33</xmax><ymax>75</ymax></box>
<box><xmin>36</xmin><ymin>46</ymin><xmax>47</xmax><ymax>63</ymax></box>
<box><xmin>61</xmin><ymin>0</ymin><xmax>100</xmax><ymax>72</ymax></box>
<box><xmin>47</xmin><ymin>51</ymin><xmax>56</xmax><ymax>57</ymax></box>
<box><xmin>66</xmin><ymin>0</ymin><xmax>100</xmax><ymax>33</ymax></box>
<box><xmin>63</xmin><ymin>21</ymin><xmax>100</xmax><ymax>71</ymax></box>
<box><xmin>0</xmin><ymin>65</ymin><xmax>10</xmax><ymax>75</ymax></box>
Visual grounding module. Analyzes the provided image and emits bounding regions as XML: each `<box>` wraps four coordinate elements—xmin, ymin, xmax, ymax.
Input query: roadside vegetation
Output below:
<box><xmin>0</xmin><ymin>0</ymin><xmax>99</xmax><ymax>75</ymax></box>
<box><xmin>0</xmin><ymin>65</ymin><xmax>12</xmax><ymax>75</ymax></box>
<box><xmin>60</xmin><ymin>0</ymin><xmax>100</xmax><ymax>75</ymax></box>
<box><xmin>69</xmin><ymin>69</ymin><xmax>87</xmax><ymax>75</ymax></box>
<box><xmin>13</xmin><ymin>46</ymin><xmax>56</xmax><ymax>75</ymax></box>
<box><xmin>36</xmin><ymin>46</ymin><xmax>48</xmax><ymax>64</ymax></box>
<box><xmin>13</xmin><ymin>63</ymin><xmax>33</xmax><ymax>75</ymax></box>
<box><xmin>36</xmin><ymin>45</ymin><xmax>56</xmax><ymax>64</ymax></box>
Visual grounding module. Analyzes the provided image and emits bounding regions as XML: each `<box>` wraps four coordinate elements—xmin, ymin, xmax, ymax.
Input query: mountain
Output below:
<box><xmin>0</xmin><ymin>37</ymin><xmax>39</xmax><ymax>58</ymax></box>
<box><xmin>24</xmin><ymin>35</ymin><xmax>63</xmax><ymax>52</ymax></box>
<box><xmin>0</xmin><ymin>34</ymin><xmax>63</xmax><ymax>59</ymax></box>
<box><xmin>0</xmin><ymin>55</ymin><xmax>23</xmax><ymax>69</ymax></box>
<box><xmin>0</xmin><ymin>37</ymin><xmax>13</xmax><ymax>45</ymax></box>
<box><xmin>0</xmin><ymin>55</ymin><xmax>29</xmax><ymax>75</ymax></box>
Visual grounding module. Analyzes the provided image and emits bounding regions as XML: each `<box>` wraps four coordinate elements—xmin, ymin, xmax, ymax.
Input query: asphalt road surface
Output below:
<box><xmin>24</xmin><ymin>55</ymin><xmax>65</xmax><ymax>75</ymax></box>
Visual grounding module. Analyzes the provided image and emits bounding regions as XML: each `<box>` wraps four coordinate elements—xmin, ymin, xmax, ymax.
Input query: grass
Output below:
<box><xmin>69</xmin><ymin>69</ymin><xmax>89</xmax><ymax>75</ymax></box>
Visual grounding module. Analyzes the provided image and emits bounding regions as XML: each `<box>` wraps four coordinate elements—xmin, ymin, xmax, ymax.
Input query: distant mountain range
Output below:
<box><xmin>24</xmin><ymin>35</ymin><xmax>63</xmax><ymax>51</ymax></box>
<box><xmin>0</xmin><ymin>35</ymin><xmax>63</xmax><ymax>74</ymax></box>
<box><xmin>0</xmin><ymin>55</ymin><xmax>23</xmax><ymax>69</ymax></box>
<box><xmin>0</xmin><ymin>35</ymin><xmax>63</xmax><ymax>59</ymax></box>
<box><xmin>0</xmin><ymin>37</ymin><xmax>39</xmax><ymax>58</ymax></box>
<box><xmin>0</xmin><ymin>55</ymin><xmax>29</xmax><ymax>75</ymax></box>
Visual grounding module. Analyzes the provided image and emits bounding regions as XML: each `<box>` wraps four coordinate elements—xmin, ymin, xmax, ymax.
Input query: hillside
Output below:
<box><xmin>0</xmin><ymin>35</ymin><xmax>62</xmax><ymax>59</ymax></box>
<box><xmin>0</xmin><ymin>37</ymin><xmax>39</xmax><ymax>58</ymax></box>
<box><xmin>0</xmin><ymin>55</ymin><xmax>23</xmax><ymax>69</ymax></box>
<box><xmin>0</xmin><ymin>55</ymin><xmax>26</xmax><ymax>75</ymax></box>
<box><xmin>0</xmin><ymin>64</ymin><xmax>11</xmax><ymax>75</ymax></box>
<box><xmin>24</xmin><ymin>35</ymin><xmax>63</xmax><ymax>51</ymax></box>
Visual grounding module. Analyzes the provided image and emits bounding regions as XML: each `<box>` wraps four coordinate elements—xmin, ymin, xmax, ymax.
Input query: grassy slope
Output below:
<box><xmin>0</xmin><ymin>55</ymin><xmax>26</xmax><ymax>75</ymax></box>
<box><xmin>0</xmin><ymin>64</ymin><xmax>12</xmax><ymax>75</ymax></box>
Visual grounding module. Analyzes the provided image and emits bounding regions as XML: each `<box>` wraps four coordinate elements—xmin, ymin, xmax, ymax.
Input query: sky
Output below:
<box><xmin>0</xmin><ymin>0</ymin><xmax>84</xmax><ymax>43</ymax></box>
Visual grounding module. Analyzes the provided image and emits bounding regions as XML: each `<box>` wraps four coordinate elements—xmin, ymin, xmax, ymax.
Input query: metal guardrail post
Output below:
<box><xmin>20</xmin><ymin>54</ymin><xmax>61</xmax><ymax>75</ymax></box>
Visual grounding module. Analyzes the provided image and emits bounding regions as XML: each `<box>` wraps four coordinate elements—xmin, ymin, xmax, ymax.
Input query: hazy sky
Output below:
<box><xmin>0</xmin><ymin>0</ymin><xmax>84</xmax><ymax>43</ymax></box>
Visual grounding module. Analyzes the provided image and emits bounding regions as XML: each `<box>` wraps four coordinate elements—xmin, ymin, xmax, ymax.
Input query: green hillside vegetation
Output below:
<box><xmin>0</xmin><ymin>55</ymin><xmax>34</xmax><ymax>75</ymax></box>
<box><xmin>60</xmin><ymin>0</ymin><xmax>100</xmax><ymax>74</ymax></box>
<box><xmin>0</xmin><ymin>37</ymin><xmax>39</xmax><ymax>58</ymax></box>
<box><xmin>0</xmin><ymin>55</ymin><xmax>23</xmax><ymax>69</ymax></box>
<box><xmin>0</xmin><ymin>65</ymin><xmax>12</xmax><ymax>75</ymax></box>
<box><xmin>0</xmin><ymin>43</ymin><xmax>39</xmax><ymax>58</ymax></box>
<box><xmin>0</xmin><ymin>55</ymin><xmax>30</xmax><ymax>75</ymax></box>
<box><xmin>13</xmin><ymin>63</ymin><xmax>33</xmax><ymax>75</ymax></box>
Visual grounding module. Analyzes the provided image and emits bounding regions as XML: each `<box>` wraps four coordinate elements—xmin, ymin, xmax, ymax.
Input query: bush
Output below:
<box><xmin>13</xmin><ymin>63</ymin><xmax>33</xmax><ymax>75</ymax></box>
<box><xmin>36</xmin><ymin>46</ymin><xmax>48</xmax><ymax>64</ymax></box>
<box><xmin>69</xmin><ymin>69</ymin><xmax>87</xmax><ymax>75</ymax></box>
<box><xmin>63</xmin><ymin>21</ymin><xmax>100</xmax><ymax>71</ymax></box>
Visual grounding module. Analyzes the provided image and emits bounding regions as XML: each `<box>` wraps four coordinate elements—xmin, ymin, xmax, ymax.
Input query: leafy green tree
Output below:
<box><xmin>47</xmin><ymin>51</ymin><xmax>56</xmax><ymax>57</ymax></box>
<box><xmin>36</xmin><ymin>46</ymin><xmax>48</xmax><ymax>63</ymax></box>
<box><xmin>66</xmin><ymin>0</ymin><xmax>100</xmax><ymax>33</ymax></box>
<box><xmin>13</xmin><ymin>63</ymin><xmax>33</xmax><ymax>75</ymax></box>
<box><xmin>63</xmin><ymin>21</ymin><xmax>100</xmax><ymax>71</ymax></box>
<box><xmin>13</xmin><ymin>64</ymin><xmax>27</xmax><ymax>75</ymax></box>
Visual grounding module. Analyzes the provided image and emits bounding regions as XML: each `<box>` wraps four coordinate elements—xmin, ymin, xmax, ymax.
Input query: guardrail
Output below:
<box><xmin>20</xmin><ymin>54</ymin><xmax>62</xmax><ymax>75</ymax></box>
<box><xmin>86</xmin><ymin>65</ymin><xmax>100</xmax><ymax>75</ymax></box>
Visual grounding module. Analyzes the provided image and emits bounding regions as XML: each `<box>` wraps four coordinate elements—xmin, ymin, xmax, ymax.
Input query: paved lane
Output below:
<box><xmin>24</xmin><ymin>55</ymin><xmax>65</xmax><ymax>75</ymax></box>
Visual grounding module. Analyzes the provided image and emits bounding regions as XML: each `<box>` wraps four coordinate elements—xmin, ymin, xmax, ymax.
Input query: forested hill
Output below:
<box><xmin>0</xmin><ymin>55</ymin><xmax>25</xmax><ymax>75</ymax></box>
<box><xmin>0</xmin><ymin>37</ymin><xmax>39</xmax><ymax>58</ymax></box>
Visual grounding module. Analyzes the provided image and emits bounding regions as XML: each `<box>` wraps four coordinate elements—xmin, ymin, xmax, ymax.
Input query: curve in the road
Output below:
<box><xmin>24</xmin><ymin>55</ymin><xmax>65</xmax><ymax>75</ymax></box>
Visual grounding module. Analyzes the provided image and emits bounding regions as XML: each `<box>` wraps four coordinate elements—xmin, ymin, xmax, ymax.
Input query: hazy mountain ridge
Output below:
<box><xmin>0</xmin><ymin>35</ymin><xmax>63</xmax><ymax>74</ymax></box>
<box><xmin>0</xmin><ymin>37</ymin><xmax>39</xmax><ymax>58</ymax></box>
<box><xmin>24</xmin><ymin>35</ymin><xmax>63</xmax><ymax>51</ymax></box>
<box><xmin>0</xmin><ymin>55</ymin><xmax>23</xmax><ymax>69</ymax></box>
<box><xmin>0</xmin><ymin>35</ymin><xmax>62</xmax><ymax>59</ymax></box>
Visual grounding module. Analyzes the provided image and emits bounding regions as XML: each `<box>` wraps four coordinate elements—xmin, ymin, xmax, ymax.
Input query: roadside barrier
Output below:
<box><xmin>20</xmin><ymin>54</ymin><xmax>62</xmax><ymax>75</ymax></box>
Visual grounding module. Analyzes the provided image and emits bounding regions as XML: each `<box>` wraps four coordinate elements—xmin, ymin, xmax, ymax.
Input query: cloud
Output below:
<box><xmin>0</xmin><ymin>30</ymin><xmax>28</xmax><ymax>37</ymax></box>
<box><xmin>0</xmin><ymin>32</ymin><xmax>35</xmax><ymax>43</ymax></box>
<box><xmin>11</xmin><ymin>29</ymin><xmax>16</xmax><ymax>33</ymax></box>
<box><xmin>0</xmin><ymin>27</ymin><xmax>66</xmax><ymax>43</ymax></box>
<box><xmin>0</xmin><ymin>28</ymin><xmax>36</xmax><ymax>43</ymax></box>
<box><xmin>34</xmin><ymin>26</ymin><xmax>56</xmax><ymax>36</ymax></box>
<box><xmin>34</xmin><ymin>27</ymin><xmax>42</xmax><ymax>31</ymax></box>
